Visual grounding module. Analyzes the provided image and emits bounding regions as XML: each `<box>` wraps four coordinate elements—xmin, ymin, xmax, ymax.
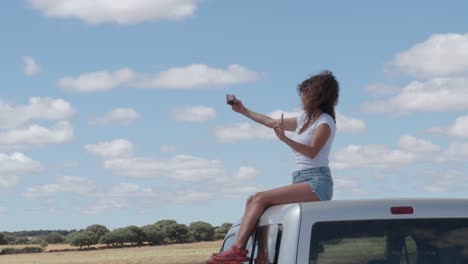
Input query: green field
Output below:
<box><xmin>0</xmin><ymin>241</ymin><xmax>222</xmax><ymax>264</ymax></box>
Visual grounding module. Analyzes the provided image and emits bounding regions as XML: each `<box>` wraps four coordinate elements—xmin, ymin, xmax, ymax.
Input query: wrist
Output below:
<box><xmin>280</xmin><ymin>135</ymin><xmax>289</xmax><ymax>142</ymax></box>
<box><xmin>240</xmin><ymin>108</ymin><xmax>249</xmax><ymax>116</ymax></box>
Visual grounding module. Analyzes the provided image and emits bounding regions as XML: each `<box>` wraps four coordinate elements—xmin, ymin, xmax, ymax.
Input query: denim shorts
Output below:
<box><xmin>292</xmin><ymin>167</ymin><xmax>333</xmax><ymax>201</ymax></box>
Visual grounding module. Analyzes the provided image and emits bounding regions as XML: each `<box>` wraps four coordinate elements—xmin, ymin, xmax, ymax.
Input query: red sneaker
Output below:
<box><xmin>206</xmin><ymin>245</ymin><xmax>250</xmax><ymax>263</ymax></box>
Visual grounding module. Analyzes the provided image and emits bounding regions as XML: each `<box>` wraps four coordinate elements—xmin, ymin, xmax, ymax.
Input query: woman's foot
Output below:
<box><xmin>206</xmin><ymin>245</ymin><xmax>250</xmax><ymax>263</ymax></box>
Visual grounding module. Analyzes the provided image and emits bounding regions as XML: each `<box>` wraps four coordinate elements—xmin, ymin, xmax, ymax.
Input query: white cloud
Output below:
<box><xmin>428</xmin><ymin>115</ymin><xmax>468</xmax><ymax>138</ymax></box>
<box><xmin>421</xmin><ymin>170</ymin><xmax>467</xmax><ymax>193</ymax></box>
<box><xmin>137</xmin><ymin>64</ymin><xmax>260</xmax><ymax>89</ymax></box>
<box><xmin>0</xmin><ymin>121</ymin><xmax>74</xmax><ymax>150</ymax></box>
<box><xmin>0</xmin><ymin>175</ymin><xmax>20</xmax><ymax>188</ymax></box>
<box><xmin>364</xmin><ymin>83</ymin><xmax>399</xmax><ymax>96</ymax></box>
<box><xmin>101</xmin><ymin>155</ymin><xmax>264</xmax><ymax>193</ymax></box>
<box><xmin>336</xmin><ymin>111</ymin><xmax>366</xmax><ymax>133</ymax></box>
<box><xmin>333</xmin><ymin>178</ymin><xmax>368</xmax><ymax>196</ymax></box>
<box><xmin>160</xmin><ymin>144</ymin><xmax>176</xmax><ymax>153</ymax></box>
<box><xmin>398</xmin><ymin>135</ymin><xmax>441</xmax><ymax>153</ymax></box>
<box><xmin>63</xmin><ymin>166</ymin><xmax>263</xmax><ymax>214</ymax></box>
<box><xmin>446</xmin><ymin>116</ymin><xmax>468</xmax><ymax>138</ymax></box>
<box><xmin>331</xmin><ymin>144</ymin><xmax>415</xmax><ymax>169</ymax></box>
<box><xmin>266</xmin><ymin>110</ymin><xmax>299</xmax><ymax>119</ymax></box>
<box><xmin>58</xmin><ymin>65</ymin><xmax>260</xmax><ymax>93</ymax></box>
<box><xmin>103</xmin><ymin>155</ymin><xmax>226</xmax><ymax>181</ymax></box>
<box><xmin>84</xmin><ymin>139</ymin><xmax>133</xmax><ymax>159</ymax></box>
<box><xmin>222</xmin><ymin>185</ymin><xmax>264</xmax><ymax>198</ymax></box>
<box><xmin>214</xmin><ymin>122</ymin><xmax>275</xmax><ymax>143</ymax></box>
<box><xmin>85</xmin><ymin>139</ymin><xmax>264</xmax><ymax>201</ymax></box>
<box><xmin>23</xmin><ymin>176</ymin><xmax>96</xmax><ymax>198</ymax></box>
<box><xmin>171</xmin><ymin>106</ymin><xmax>216</xmax><ymax>122</ymax></box>
<box><xmin>233</xmin><ymin>166</ymin><xmax>260</xmax><ymax>180</ymax></box>
<box><xmin>106</xmin><ymin>183</ymin><xmax>204</xmax><ymax>201</ymax></box>
<box><xmin>29</xmin><ymin>0</ymin><xmax>199</xmax><ymax>24</ymax></box>
<box><xmin>214</xmin><ymin>109</ymin><xmax>364</xmax><ymax>143</ymax></box>
<box><xmin>58</xmin><ymin>68</ymin><xmax>136</xmax><ymax>93</ymax></box>
<box><xmin>89</xmin><ymin>108</ymin><xmax>140</xmax><ymax>126</ymax></box>
<box><xmin>101</xmin><ymin>179</ymin><xmax>260</xmax><ymax>209</ymax></box>
<box><xmin>0</xmin><ymin>206</ymin><xmax>7</xmax><ymax>214</ymax></box>
<box><xmin>361</xmin><ymin>78</ymin><xmax>468</xmax><ymax>113</ymax></box>
<box><xmin>0</xmin><ymin>97</ymin><xmax>74</xmax><ymax>129</ymax></box>
<box><xmin>0</xmin><ymin>152</ymin><xmax>42</xmax><ymax>188</ymax></box>
<box><xmin>82</xmin><ymin>199</ymin><xmax>123</xmax><ymax>215</ymax></box>
<box><xmin>109</xmin><ymin>183</ymin><xmax>141</xmax><ymax>195</ymax></box>
<box><xmin>0</xmin><ymin>152</ymin><xmax>42</xmax><ymax>174</ymax></box>
<box><xmin>388</xmin><ymin>33</ymin><xmax>468</xmax><ymax>79</ymax></box>
<box><xmin>104</xmin><ymin>184</ymin><xmax>152</xmax><ymax>203</ymax></box>
<box><xmin>213</xmin><ymin>109</ymin><xmax>297</xmax><ymax>143</ymax></box>
<box><xmin>23</xmin><ymin>56</ymin><xmax>41</xmax><ymax>76</ymax></box>
<box><xmin>445</xmin><ymin>142</ymin><xmax>468</xmax><ymax>161</ymax></box>
<box><xmin>90</xmin><ymin>185</ymin><xmax>216</xmax><ymax>213</ymax></box>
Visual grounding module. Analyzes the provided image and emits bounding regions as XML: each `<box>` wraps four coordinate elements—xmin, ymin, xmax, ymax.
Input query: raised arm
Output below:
<box><xmin>274</xmin><ymin>116</ymin><xmax>331</xmax><ymax>159</ymax></box>
<box><xmin>231</xmin><ymin>97</ymin><xmax>297</xmax><ymax>131</ymax></box>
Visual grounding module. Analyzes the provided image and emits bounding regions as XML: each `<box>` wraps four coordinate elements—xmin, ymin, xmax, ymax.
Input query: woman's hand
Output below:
<box><xmin>273</xmin><ymin>113</ymin><xmax>287</xmax><ymax>141</ymax></box>
<box><xmin>231</xmin><ymin>97</ymin><xmax>247</xmax><ymax>114</ymax></box>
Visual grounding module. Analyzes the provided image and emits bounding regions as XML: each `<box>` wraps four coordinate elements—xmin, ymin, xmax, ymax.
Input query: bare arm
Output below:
<box><xmin>232</xmin><ymin>98</ymin><xmax>297</xmax><ymax>131</ymax></box>
<box><xmin>274</xmin><ymin>116</ymin><xmax>331</xmax><ymax>159</ymax></box>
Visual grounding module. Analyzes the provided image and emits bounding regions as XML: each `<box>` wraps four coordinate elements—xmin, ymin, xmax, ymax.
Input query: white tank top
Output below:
<box><xmin>290</xmin><ymin>112</ymin><xmax>336</xmax><ymax>170</ymax></box>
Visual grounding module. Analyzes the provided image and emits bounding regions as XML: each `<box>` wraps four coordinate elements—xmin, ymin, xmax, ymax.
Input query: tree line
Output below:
<box><xmin>0</xmin><ymin>220</ymin><xmax>232</xmax><ymax>250</ymax></box>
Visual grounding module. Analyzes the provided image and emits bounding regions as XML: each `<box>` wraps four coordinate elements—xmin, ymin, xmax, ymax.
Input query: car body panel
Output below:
<box><xmin>297</xmin><ymin>198</ymin><xmax>468</xmax><ymax>263</ymax></box>
<box><xmin>221</xmin><ymin>198</ymin><xmax>468</xmax><ymax>264</ymax></box>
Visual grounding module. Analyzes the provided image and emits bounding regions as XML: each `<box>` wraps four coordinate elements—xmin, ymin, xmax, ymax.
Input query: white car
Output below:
<box><xmin>219</xmin><ymin>199</ymin><xmax>468</xmax><ymax>264</ymax></box>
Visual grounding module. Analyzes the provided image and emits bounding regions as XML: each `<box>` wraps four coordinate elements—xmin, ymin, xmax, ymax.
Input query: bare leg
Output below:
<box><xmin>234</xmin><ymin>183</ymin><xmax>320</xmax><ymax>249</ymax></box>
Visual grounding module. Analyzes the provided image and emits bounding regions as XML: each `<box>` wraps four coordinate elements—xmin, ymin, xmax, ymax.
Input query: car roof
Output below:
<box><xmin>301</xmin><ymin>198</ymin><xmax>468</xmax><ymax>221</ymax></box>
<box><xmin>230</xmin><ymin>198</ymin><xmax>468</xmax><ymax>227</ymax></box>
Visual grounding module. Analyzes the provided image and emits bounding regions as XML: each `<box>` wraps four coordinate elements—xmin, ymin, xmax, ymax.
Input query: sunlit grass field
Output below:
<box><xmin>0</xmin><ymin>241</ymin><xmax>222</xmax><ymax>264</ymax></box>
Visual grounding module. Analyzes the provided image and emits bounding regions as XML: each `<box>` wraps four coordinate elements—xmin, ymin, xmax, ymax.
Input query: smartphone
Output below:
<box><xmin>226</xmin><ymin>94</ymin><xmax>235</xmax><ymax>105</ymax></box>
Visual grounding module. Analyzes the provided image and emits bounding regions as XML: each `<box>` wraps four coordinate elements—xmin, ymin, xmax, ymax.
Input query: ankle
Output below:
<box><xmin>233</xmin><ymin>242</ymin><xmax>246</xmax><ymax>251</ymax></box>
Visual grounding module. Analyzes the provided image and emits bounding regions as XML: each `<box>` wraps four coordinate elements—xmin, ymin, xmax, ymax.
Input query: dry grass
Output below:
<box><xmin>0</xmin><ymin>243</ymin><xmax>79</xmax><ymax>251</ymax></box>
<box><xmin>0</xmin><ymin>241</ymin><xmax>223</xmax><ymax>264</ymax></box>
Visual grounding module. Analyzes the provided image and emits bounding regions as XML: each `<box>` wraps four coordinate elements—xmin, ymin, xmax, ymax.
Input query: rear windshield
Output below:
<box><xmin>310</xmin><ymin>218</ymin><xmax>468</xmax><ymax>264</ymax></box>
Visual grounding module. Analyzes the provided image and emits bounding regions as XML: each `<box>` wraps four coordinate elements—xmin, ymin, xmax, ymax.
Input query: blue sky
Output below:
<box><xmin>1</xmin><ymin>0</ymin><xmax>467</xmax><ymax>231</ymax></box>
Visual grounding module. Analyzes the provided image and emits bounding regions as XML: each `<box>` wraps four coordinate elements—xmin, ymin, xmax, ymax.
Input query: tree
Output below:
<box><xmin>85</xmin><ymin>224</ymin><xmax>109</xmax><ymax>241</ymax></box>
<box><xmin>99</xmin><ymin>232</ymin><xmax>117</xmax><ymax>247</ymax></box>
<box><xmin>46</xmin><ymin>231</ymin><xmax>65</xmax><ymax>244</ymax></box>
<box><xmin>40</xmin><ymin>240</ymin><xmax>48</xmax><ymax>249</ymax></box>
<box><xmin>154</xmin><ymin>220</ymin><xmax>189</xmax><ymax>244</ymax></box>
<box><xmin>172</xmin><ymin>224</ymin><xmax>189</xmax><ymax>243</ymax></box>
<box><xmin>104</xmin><ymin>228</ymin><xmax>137</xmax><ymax>246</ymax></box>
<box><xmin>214</xmin><ymin>223</ymin><xmax>233</xmax><ymax>240</ymax></box>
<box><xmin>142</xmin><ymin>224</ymin><xmax>163</xmax><ymax>245</ymax></box>
<box><xmin>154</xmin><ymin>219</ymin><xmax>178</xmax><ymax>229</ymax></box>
<box><xmin>0</xmin><ymin>234</ymin><xmax>7</xmax><ymax>245</ymax></box>
<box><xmin>125</xmin><ymin>226</ymin><xmax>147</xmax><ymax>246</ymax></box>
<box><xmin>189</xmin><ymin>221</ymin><xmax>214</xmax><ymax>242</ymax></box>
<box><xmin>4</xmin><ymin>235</ymin><xmax>15</xmax><ymax>245</ymax></box>
<box><xmin>14</xmin><ymin>237</ymin><xmax>29</xmax><ymax>245</ymax></box>
<box><xmin>69</xmin><ymin>231</ymin><xmax>99</xmax><ymax>249</ymax></box>
<box><xmin>65</xmin><ymin>232</ymin><xmax>77</xmax><ymax>244</ymax></box>
<box><xmin>30</xmin><ymin>238</ymin><xmax>47</xmax><ymax>245</ymax></box>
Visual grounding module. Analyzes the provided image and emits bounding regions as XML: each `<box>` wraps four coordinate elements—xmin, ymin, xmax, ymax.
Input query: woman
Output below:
<box><xmin>207</xmin><ymin>70</ymin><xmax>340</xmax><ymax>264</ymax></box>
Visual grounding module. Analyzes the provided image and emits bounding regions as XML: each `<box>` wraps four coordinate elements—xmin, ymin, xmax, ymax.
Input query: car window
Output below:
<box><xmin>221</xmin><ymin>233</ymin><xmax>254</xmax><ymax>262</ymax></box>
<box><xmin>221</xmin><ymin>234</ymin><xmax>235</xmax><ymax>252</ymax></box>
<box><xmin>253</xmin><ymin>224</ymin><xmax>283</xmax><ymax>264</ymax></box>
<box><xmin>309</xmin><ymin>219</ymin><xmax>468</xmax><ymax>264</ymax></box>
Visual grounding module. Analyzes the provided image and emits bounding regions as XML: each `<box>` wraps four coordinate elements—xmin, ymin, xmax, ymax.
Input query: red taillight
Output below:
<box><xmin>391</xmin><ymin>206</ymin><xmax>414</xmax><ymax>215</ymax></box>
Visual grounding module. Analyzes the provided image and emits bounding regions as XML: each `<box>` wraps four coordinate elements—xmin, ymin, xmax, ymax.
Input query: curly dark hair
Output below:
<box><xmin>297</xmin><ymin>70</ymin><xmax>339</xmax><ymax>123</ymax></box>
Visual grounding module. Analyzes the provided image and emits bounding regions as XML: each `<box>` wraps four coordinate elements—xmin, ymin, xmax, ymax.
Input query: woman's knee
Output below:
<box><xmin>246</xmin><ymin>194</ymin><xmax>254</xmax><ymax>206</ymax></box>
<box><xmin>251</xmin><ymin>192</ymin><xmax>268</xmax><ymax>207</ymax></box>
